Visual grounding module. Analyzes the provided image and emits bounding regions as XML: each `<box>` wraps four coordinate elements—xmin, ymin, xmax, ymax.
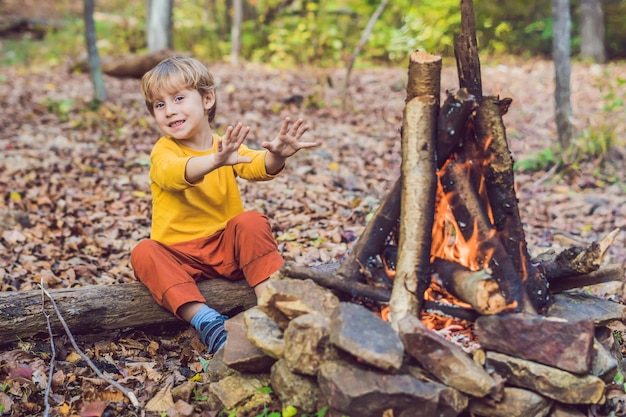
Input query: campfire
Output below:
<box><xmin>201</xmin><ymin>1</ymin><xmax>626</xmax><ymax>416</ymax></box>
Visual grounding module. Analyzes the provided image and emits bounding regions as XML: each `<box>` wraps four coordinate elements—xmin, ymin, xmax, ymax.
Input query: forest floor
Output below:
<box><xmin>1</xmin><ymin>56</ymin><xmax>626</xmax><ymax>416</ymax></box>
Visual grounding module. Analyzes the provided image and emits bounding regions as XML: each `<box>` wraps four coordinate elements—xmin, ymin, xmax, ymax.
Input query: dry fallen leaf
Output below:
<box><xmin>79</xmin><ymin>400</ymin><xmax>107</xmax><ymax>417</ymax></box>
<box><xmin>145</xmin><ymin>383</ymin><xmax>175</xmax><ymax>413</ymax></box>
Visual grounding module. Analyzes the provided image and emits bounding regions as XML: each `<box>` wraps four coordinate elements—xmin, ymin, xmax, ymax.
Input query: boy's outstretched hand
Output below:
<box><xmin>215</xmin><ymin>122</ymin><xmax>253</xmax><ymax>166</ymax></box>
<box><xmin>261</xmin><ymin>117</ymin><xmax>318</xmax><ymax>158</ymax></box>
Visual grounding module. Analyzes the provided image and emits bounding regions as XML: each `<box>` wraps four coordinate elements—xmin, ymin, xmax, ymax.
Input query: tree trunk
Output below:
<box><xmin>552</xmin><ymin>0</ymin><xmax>574</xmax><ymax>149</ymax></box>
<box><xmin>147</xmin><ymin>0</ymin><xmax>173</xmax><ymax>53</ymax></box>
<box><xmin>0</xmin><ymin>280</ymin><xmax>256</xmax><ymax>347</ymax></box>
<box><xmin>231</xmin><ymin>0</ymin><xmax>242</xmax><ymax>65</ymax></box>
<box><xmin>83</xmin><ymin>0</ymin><xmax>106</xmax><ymax>104</ymax></box>
<box><xmin>342</xmin><ymin>0</ymin><xmax>390</xmax><ymax>108</ymax></box>
<box><xmin>580</xmin><ymin>0</ymin><xmax>606</xmax><ymax>63</ymax></box>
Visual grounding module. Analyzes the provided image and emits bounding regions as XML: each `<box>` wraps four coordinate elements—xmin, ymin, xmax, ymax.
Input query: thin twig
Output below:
<box><xmin>41</xmin><ymin>279</ymin><xmax>55</xmax><ymax>417</ymax></box>
<box><xmin>37</xmin><ymin>284</ymin><xmax>140</xmax><ymax>408</ymax></box>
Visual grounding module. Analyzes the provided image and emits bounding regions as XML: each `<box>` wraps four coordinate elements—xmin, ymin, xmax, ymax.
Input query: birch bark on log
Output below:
<box><xmin>388</xmin><ymin>52</ymin><xmax>440</xmax><ymax>328</ymax></box>
<box><xmin>389</xmin><ymin>94</ymin><xmax>438</xmax><ymax>328</ymax></box>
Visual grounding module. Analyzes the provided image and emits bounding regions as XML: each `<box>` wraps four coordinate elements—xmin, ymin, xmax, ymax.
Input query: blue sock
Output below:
<box><xmin>190</xmin><ymin>305</ymin><xmax>228</xmax><ymax>354</ymax></box>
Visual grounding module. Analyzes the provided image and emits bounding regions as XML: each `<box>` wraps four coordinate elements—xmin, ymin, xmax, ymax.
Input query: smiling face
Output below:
<box><xmin>151</xmin><ymin>87</ymin><xmax>215</xmax><ymax>143</ymax></box>
<box><xmin>141</xmin><ymin>56</ymin><xmax>219</xmax><ymax>146</ymax></box>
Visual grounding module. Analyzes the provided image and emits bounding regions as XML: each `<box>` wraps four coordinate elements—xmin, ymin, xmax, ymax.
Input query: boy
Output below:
<box><xmin>131</xmin><ymin>56</ymin><xmax>317</xmax><ymax>354</ymax></box>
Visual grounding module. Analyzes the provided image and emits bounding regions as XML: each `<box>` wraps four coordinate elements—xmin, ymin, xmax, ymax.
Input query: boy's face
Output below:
<box><xmin>152</xmin><ymin>87</ymin><xmax>215</xmax><ymax>142</ymax></box>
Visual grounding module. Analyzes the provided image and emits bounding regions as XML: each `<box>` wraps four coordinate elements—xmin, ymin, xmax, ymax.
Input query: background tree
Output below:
<box><xmin>147</xmin><ymin>0</ymin><xmax>173</xmax><ymax>52</ymax></box>
<box><xmin>580</xmin><ymin>0</ymin><xmax>606</xmax><ymax>63</ymax></box>
<box><xmin>231</xmin><ymin>0</ymin><xmax>242</xmax><ymax>65</ymax></box>
<box><xmin>83</xmin><ymin>0</ymin><xmax>106</xmax><ymax>104</ymax></box>
<box><xmin>552</xmin><ymin>0</ymin><xmax>574</xmax><ymax>150</ymax></box>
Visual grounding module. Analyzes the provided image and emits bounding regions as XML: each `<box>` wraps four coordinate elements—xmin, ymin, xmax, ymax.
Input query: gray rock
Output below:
<box><xmin>399</xmin><ymin>314</ymin><xmax>495</xmax><ymax>397</ymax></box>
<box><xmin>206</xmin><ymin>345</ymin><xmax>237</xmax><ymax>382</ymax></box>
<box><xmin>257</xmin><ymin>278</ymin><xmax>340</xmax><ymax>329</ymax></box>
<box><xmin>208</xmin><ymin>373</ymin><xmax>271</xmax><ymax>411</ymax></box>
<box><xmin>486</xmin><ymin>351</ymin><xmax>605</xmax><ymax>404</ymax></box>
<box><xmin>284</xmin><ymin>313</ymin><xmax>338</xmax><ymax>376</ymax></box>
<box><xmin>270</xmin><ymin>359</ymin><xmax>321</xmax><ymax>414</ymax></box>
<box><xmin>244</xmin><ymin>306</ymin><xmax>285</xmax><ymax>359</ymax></box>
<box><xmin>547</xmin><ymin>292</ymin><xmax>626</xmax><ymax>325</ymax></box>
<box><xmin>469</xmin><ymin>387</ymin><xmax>553</xmax><ymax>417</ymax></box>
<box><xmin>475</xmin><ymin>313</ymin><xmax>595</xmax><ymax>374</ymax></box>
<box><xmin>317</xmin><ymin>360</ymin><xmax>467</xmax><ymax>417</ymax></box>
<box><xmin>591</xmin><ymin>338</ymin><xmax>618</xmax><ymax>383</ymax></box>
<box><xmin>330</xmin><ymin>302</ymin><xmax>404</xmax><ymax>373</ymax></box>
<box><xmin>222</xmin><ymin>311</ymin><xmax>276</xmax><ymax>373</ymax></box>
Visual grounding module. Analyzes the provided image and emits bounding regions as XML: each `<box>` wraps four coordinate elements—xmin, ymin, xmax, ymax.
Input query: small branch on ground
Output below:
<box><xmin>40</xmin><ymin>279</ymin><xmax>56</xmax><ymax>417</ymax></box>
<box><xmin>38</xmin><ymin>284</ymin><xmax>140</xmax><ymax>408</ymax></box>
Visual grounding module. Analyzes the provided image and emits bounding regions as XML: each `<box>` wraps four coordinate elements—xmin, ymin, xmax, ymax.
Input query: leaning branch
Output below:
<box><xmin>39</xmin><ymin>284</ymin><xmax>140</xmax><ymax>408</ymax></box>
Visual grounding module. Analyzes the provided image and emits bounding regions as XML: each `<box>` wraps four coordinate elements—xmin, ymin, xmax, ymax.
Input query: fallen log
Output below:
<box><xmin>0</xmin><ymin>279</ymin><xmax>256</xmax><ymax>347</ymax></box>
<box><xmin>69</xmin><ymin>49</ymin><xmax>180</xmax><ymax>79</ymax></box>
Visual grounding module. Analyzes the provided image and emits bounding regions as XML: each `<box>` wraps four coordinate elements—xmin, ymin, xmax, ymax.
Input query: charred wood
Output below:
<box><xmin>438</xmin><ymin>159</ymin><xmax>532</xmax><ymax>313</ymax></box>
<box><xmin>436</xmin><ymin>88</ymin><xmax>478</xmax><ymax>168</ymax></box>
<box><xmin>548</xmin><ymin>264</ymin><xmax>625</xmax><ymax>293</ymax></box>
<box><xmin>281</xmin><ymin>261</ymin><xmax>391</xmax><ymax>302</ymax></box>
<box><xmin>473</xmin><ymin>95</ymin><xmax>550</xmax><ymax>312</ymax></box>
<box><xmin>537</xmin><ymin>228</ymin><xmax>620</xmax><ymax>282</ymax></box>
<box><xmin>454</xmin><ymin>0</ymin><xmax>482</xmax><ymax>101</ymax></box>
<box><xmin>336</xmin><ymin>177</ymin><xmax>401</xmax><ymax>282</ymax></box>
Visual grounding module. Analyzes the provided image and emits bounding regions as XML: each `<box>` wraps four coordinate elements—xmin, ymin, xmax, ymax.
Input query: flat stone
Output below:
<box><xmin>469</xmin><ymin>387</ymin><xmax>552</xmax><ymax>417</ymax></box>
<box><xmin>257</xmin><ymin>278</ymin><xmax>340</xmax><ymax>329</ymax></box>
<box><xmin>284</xmin><ymin>313</ymin><xmax>337</xmax><ymax>376</ymax></box>
<box><xmin>270</xmin><ymin>359</ymin><xmax>321</xmax><ymax>414</ymax></box>
<box><xmin>244</xmin><ymin>306</ymin><xmax>285</xmax><ymax>359</ymax></box>
<box><xmin>329</xmin><ymin>302</ymin><xmax>404</xmax><ymax>373</ymax></box>
<box><xmin>317</xmin><ymin>360</ymin><xmax>467</xmax><ymax>417</ymax></box>
<box><xmin>475</xmin><ymin>313</ymin><xmax>594</xmax><ymax>374</ymax></box>
<box><xmin>591</xmin><ymin>338</ymin><xmax>618</xmax><ymax>383</ymax></box>
<box><xmin>546</xmin><ymin>292</ymin><xmax>626</xmax><ymax>325</ymax></box>
<box><xmin>486</xmin><ymin>351</ymin><xmax>605</xmax><ymax>404</ymax></box>
<box><xmin>222</xmin><ymin>311</ymin><xmax>276</xmax><ymax>373</ymax></box>
<box><xmin>206</xmin><ymin>345</ymin><xmax>237</xmax><ymax>382</ymax></box>
<box><xmin>208</xmin><ymin>373</ymin><xmax>271</xmax><ymax>411</ymax></box>
<box><xmin>549</xmin><ymin>403</ymin><xmax>587</xmax><ymax>417</ymax></box>
<box><xmin>399</xmin><ymin>314</ymin><xmax>495</xmax><ymax>397</ymax></box>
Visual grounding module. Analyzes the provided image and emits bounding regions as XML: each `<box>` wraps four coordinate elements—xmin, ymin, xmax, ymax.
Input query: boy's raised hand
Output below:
<box><xmin>261</xmin><ymin>117</ymin><xmax>318</xmax><ymax>158</ymax></box>
<box><xmin>215</xmin><ymin>123</ymin><xmax>253</xmax><ymax>166</ymax></box>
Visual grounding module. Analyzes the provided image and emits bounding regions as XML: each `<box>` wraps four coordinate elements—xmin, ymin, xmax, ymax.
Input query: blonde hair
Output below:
<box><xmin>140</xmin><ymin>56</ymin><xmax>217</xmax><ymax>122</ymax></box>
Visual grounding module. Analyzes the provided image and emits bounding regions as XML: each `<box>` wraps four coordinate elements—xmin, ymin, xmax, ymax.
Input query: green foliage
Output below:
<box><xmin>571</xmin><ymin>72</ymin><xmax>626</xmax><ymax>163</ymax></box>
<box><xmin>514</xmin><ymin>147</ymin><xmax>559</xmax><ymax>173</ymax></box>
<box><xmin>4</xmin><ymin>1</ymin><xmax>626</xmax><ymax>68</ymax></box>
<box><xmin>44</xmin><ymin>98</ymin><xmax>75</xmax><ymax>122</ymax></box>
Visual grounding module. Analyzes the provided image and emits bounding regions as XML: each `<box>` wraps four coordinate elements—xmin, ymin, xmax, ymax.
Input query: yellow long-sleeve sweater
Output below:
<box><xmin>148</xmin><ymin>135</ymin><xmax>277</xmax><ymax>244</ymax></box>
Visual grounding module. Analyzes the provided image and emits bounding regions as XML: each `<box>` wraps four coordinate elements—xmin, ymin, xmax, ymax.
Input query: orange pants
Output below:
<box><xmin>130</xmin><ymin>211</ymin><xmax>283</xmax><ymax>317</ymax></box>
